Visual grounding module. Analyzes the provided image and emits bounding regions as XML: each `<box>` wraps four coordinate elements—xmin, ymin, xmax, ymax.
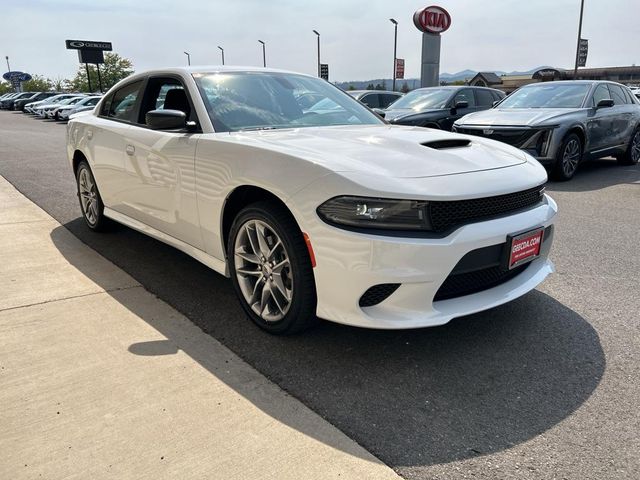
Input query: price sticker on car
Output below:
<box><xmin>507</xmin><ymin>228</ymin><xmax>544</xmax><ymax>269</ymax></box>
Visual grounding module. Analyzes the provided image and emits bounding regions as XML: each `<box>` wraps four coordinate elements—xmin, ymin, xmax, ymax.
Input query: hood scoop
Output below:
<box><xmin>421</xmin><ymin>139</ymin><xmax>471</xmax><ymax>150</ymax></box>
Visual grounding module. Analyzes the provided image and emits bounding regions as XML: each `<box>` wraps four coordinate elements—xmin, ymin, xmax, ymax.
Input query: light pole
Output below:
<box><xmin>390</xmin><ymin>18</ymin><xmax>398</xmax><ymax>91</ymax></box>
<box><xmin>573</xmin><ymin>0</ymin><xmax>585</xmax><ymax>79</ymax></box>
<box><xmin>5</xmin><ymin>55</ymin><xmax>10</xmax><ymax>72</ymax></box>
<box><xmin>218</xmin><ymin>46</ymin><xmax>225</xmax><ymax>65</ymax></box>
<box><xmin>183</xmin><ymin>51</ymin><xmax>191</xmax><ymax>66</ymax></box>
<box><xmin>258</xmin><ymin>40</ymin><xmax>266</xmax><ymax>67</ymax></box>
<box><xmin>313</xmin><ymin>30</ymin><xmax>320</xmax><ymax>77</ymax></box>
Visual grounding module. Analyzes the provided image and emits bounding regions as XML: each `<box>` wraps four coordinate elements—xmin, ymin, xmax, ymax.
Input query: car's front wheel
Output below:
<box><xmin>617</xmin><ymin>128</ymin><xmax>640</xmax><ymax>166</ymax></box>
<box><xmin>228</xmin><ymin>201</ymin><xmax>318</xmax><ymax>334</ymax></box>
<box><xmin>76</xmin><ymin>161</ymin><xmax>109</xmax><ymax>231</ymax></box>
<box><xmin>551</xmin><ymin>133</ymin><xmax>582</xmax><ymax>181</ymax></box>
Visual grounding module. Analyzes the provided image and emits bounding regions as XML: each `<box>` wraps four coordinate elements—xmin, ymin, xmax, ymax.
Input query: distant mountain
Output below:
<box><xmin>337</xmin><ymin>66</ymin><xmax>554</xmax><ymax>90</ymax></box>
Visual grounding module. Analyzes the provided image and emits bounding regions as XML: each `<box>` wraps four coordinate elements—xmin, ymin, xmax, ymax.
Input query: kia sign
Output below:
<box><xmin>65</xmin><ymin>40</ymin><xmax>112</xmax><ymax>51</ymax></box>
<box><xmin>413</xmin><ymin>6</ymin><xmax>451</xmax><ymax>34</ymax></box>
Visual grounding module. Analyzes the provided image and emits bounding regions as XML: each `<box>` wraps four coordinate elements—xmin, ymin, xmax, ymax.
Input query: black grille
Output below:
<box><xmin>456</xmin><ymin>127</ymin><xmax>536</xmax><ymax>147</ymax></box>
<box><xmin>359</xmin><ymin>283</ymin><xmax>401</xmax><ymax>307</ymax></box>
<box><xmin>434</xmin><ymin>263</ymin><xmax>530</xmax><ymax>302</ymax></box>
<box><xmin>429</xmin><ymin>185</ymin><xmax>544</xmax><ymax>233</ymax></box>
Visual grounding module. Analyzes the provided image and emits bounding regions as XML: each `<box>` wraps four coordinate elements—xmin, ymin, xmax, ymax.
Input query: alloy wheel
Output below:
<box><xmin>234</xmin><ymin>219</ymin><xmax>293</xmax><ymax>322</ymax></box>
<box><xmin>562</xmin><ymin>138</ymin><xmax>581</xmax><ymax>177</ymax></box>
<box><xmin>78</xmin><ymin>168</ymin><xmax>99</xmax><ymax>226</ymax></box>
<box><xmin>632</xmin><ymin>131</ymin><xmax>640</xmax><ymax>163</ymax></box>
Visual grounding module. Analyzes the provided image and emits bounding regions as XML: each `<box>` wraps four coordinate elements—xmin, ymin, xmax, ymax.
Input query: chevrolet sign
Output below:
<box><xmin>65</xmin><ymin>40</ymin><xmax>113</xmax><ymax>51</ymax></box>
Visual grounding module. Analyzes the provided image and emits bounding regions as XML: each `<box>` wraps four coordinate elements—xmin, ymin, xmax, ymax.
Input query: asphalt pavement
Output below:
<box><xmin>1</xmin><ymin>112</ymin><xmax>638</xmax><ymax>479</ymax></box>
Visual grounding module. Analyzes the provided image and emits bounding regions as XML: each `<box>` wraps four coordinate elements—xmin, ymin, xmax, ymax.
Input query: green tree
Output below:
<box><xmin>400</xmin><ymin>82</ymin><xmax>410</xmax><ymax>93</ymax></box>
<box><xmin>381</xmin><ymin>79</ymin><xmax>387</xmax><ymax>90</ymax></box>
<box><xmin>49</xmin><ymin>76</ymin><xmax>68</xmax><ymax>92</ymax></box>
<box><xmin>0</xmin><ymin>81</ymin><xmax>13</xmax><ymax>95</ymax></box>
<box><xmin>70</xmin><ymin>52</ymin><xmax>134</xmax><ymax>93</ymax></box>
<box><xmin>366</xmin><ymin>83</ymin><xmax>374</xmax><ymax>90</ymax></box>
<box><xmin>21</xmin><ymin>75</ymin><xmax>52</xmax><ymax>92</ymax></box>
<box><xmin>347</xmin><ymin>85</ymin><xmax>355</xmax><ymax>90</ymax></box>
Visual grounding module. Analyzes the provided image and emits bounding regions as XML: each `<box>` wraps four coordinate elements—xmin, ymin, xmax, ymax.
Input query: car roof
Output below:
<box><xmin>350</xmin><ymin>90</ymin><xmax>401</xmax><ymax>95</ymax></box>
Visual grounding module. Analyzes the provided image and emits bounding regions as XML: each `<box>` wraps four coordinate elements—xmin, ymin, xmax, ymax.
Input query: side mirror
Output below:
<box><xmin>596</xmin><ymin>99</ymin><xmax>614</xmax><ymax>108</ymax></box>
<box><xmin>492</xmin><ymin>100</ymin><xmax>500</xmax><ymax>107</ymax></box>
<box><xmin>454</xmin><ymin>101</ymin><xmax>469</xmax><ymax>109</ymax></box>
<box><xmin>146</xmin><ymin>109</ymin><xmax>187</xmax><ymax>130</ymax></box>
<box><xmin>373</xmin><ymin>108</ymin><xmax>386</xmax><ymax>118</ymax></box>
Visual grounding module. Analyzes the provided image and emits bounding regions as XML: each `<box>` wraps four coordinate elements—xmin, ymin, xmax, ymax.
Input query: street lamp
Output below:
<box><xmin>313</xmin><ymin>30</ymin><xmax>320</xmax><ymax>77</ymax></box>
<box><xmin>218</xmin><ymin>46</ymin><xmax>225</xmax><ymax>65</ymax></box>
<box><xmin>183</xmin><ymin>51</ymin><xmax>191</xmax><ymax>66</ymax></box>
<box><xmin>5</xmin><ymin>55</ymin><xmax>10</xmax><ymax>72</ymax></box>
<box><xmin>390</xmin><ymin>19</ymin><xmax>398</xmax><ymax>91</ymax></box>
<box><xmin>258</xmin><ymin>40</ymin><xmax>266</xmax><ymax>67</ymax></box>
<box><xmin>573</xmin><ymin>0</ymin><xmax>585</xmax><ymax>79</ymax></box>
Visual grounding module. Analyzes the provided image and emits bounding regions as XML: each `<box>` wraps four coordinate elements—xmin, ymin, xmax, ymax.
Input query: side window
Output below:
<box><xmin>608</xmin><ymin>84</ymin><xmax>628</xmax><ymax>105</ymax></box>
<box><xmin>138</xmin><ymin>77</ymin><xmax>195</xmax><ymax>125</ymax></box>
<box><xmin>381</xmin><ymin>94</ymin><xmax>401</xmax><ymax>108</ymax></box>
<box><xmin>492</xmin><ymin>91</ymin><xmax>504</xmax><ymax>102</ymax></box>
<box><xmin>591</xmin><ymin>84</ymin><xmax>611</xmax><ymax>107</ymax></box>
<box><xmin>454</xmin><ymin>89</ymin><xmax>476</xmax><ymax>107</ymax></box>
<box><xmin>108</xmin><ymin>80</ymin><xmax>143</xmax><ymax>122</ymax></box>
<box><xmin>360</xmin><ymin>94</ymin><xmax>380</xmax><ymax>108</ymax></box>
<box><xmin>475</xmin><ymin>89</ymin><xmax>495</xmax><ymax>107</ymax></box>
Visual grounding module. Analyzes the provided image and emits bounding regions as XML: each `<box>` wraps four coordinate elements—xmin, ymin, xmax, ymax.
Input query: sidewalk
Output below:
<box><xmin>0</xmin><ymin>176</ymin><xmax>400</xmax><ymax>480</ymax></box>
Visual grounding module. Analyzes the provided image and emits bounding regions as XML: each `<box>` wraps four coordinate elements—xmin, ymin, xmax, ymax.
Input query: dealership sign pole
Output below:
<box><xmin>413</xmin><ymin>6</ymin><xmax>451</xmax><ymax>87</ymax></box>
<box><xmin>65</xmin><ymin>40</ymin><xmax>112</xmax><ymax>93</ymax></box>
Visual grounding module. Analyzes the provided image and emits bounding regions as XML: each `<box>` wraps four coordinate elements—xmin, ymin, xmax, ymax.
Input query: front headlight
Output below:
<box><xmin>317</xmin><ymin>196</ymin><xmax>432</xmax><ymax>231</ymax></box>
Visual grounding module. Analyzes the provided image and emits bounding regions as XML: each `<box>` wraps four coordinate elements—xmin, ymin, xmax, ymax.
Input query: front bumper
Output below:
<box><xmin>304</xmin><ymin>195</ymin><xmax>557</xmax><ymax>329</ymax></box>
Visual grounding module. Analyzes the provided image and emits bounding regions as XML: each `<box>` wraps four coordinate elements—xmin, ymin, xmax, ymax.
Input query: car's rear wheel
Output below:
<box><xmin>228</xmin><ymin>201</ymin><xmax>317</xmax><ymax>335</ymax></box>
<box><xmin>76</xmin><ymin>161</ymin><xmax>109</xmax><ymax>231</ymax></box>
<box><xmin>551</xmin><ymin>133</ymin><xmax>582</xmax><ymax>181</ymax></box>
<box><xmin>617</xmin><ymin>128</ymin><xmax>640</xmax><ymax>166</ymax></box>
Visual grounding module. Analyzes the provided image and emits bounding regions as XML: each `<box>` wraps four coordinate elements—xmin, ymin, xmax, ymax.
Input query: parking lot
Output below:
<box><xmin>1</xmin><ymin>111</ymin><xmax>639</xmax><ymax>479</ymax></box>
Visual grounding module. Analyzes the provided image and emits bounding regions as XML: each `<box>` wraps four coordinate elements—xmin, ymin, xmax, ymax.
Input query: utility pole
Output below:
<box><xmin>218</xmin><ymin>46</ymin><xmax>225</xmax><ymax>65</ymax></box>
<box><xmin>313</xmin><ymin>30</ymin><xmax>320</xmax><ymax>77</ymax></box>
<box><xmin>5</xmin><ymin>55</ymin><xmax>10</xmax><ymax>72</ymax></box>
<box><xmin>258</xmin><ymin>40</ymin><xmax>266</xmax><ymax>67</ymax></box>
<box><xmin>573</xmin><ymin>0</ymin><xmax>585</xmax><ymax>79</ymax></box>
<box><xmin>390</xmin><ymin>19</ymin><xmax>398</xmax><ymax>91</ymax></box>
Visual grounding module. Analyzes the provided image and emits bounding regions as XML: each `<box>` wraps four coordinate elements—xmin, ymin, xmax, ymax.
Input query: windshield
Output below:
<box><xmin>498</xmin><ymin>83</ymin><xmax>590</xmax><ymax>109</ymax></box>
<box><xmin>193</xmin><ymin>72</ymin><xmax>382</xmax><ymax>132</ymax></box>
<box><xmin>388</xmin><ymin>88</ymin><xmax>451</xmax><ymax>110</ymax></box>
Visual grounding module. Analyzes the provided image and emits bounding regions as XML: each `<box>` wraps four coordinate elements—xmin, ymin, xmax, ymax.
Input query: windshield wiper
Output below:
<box><xmin>238</xmin><ymin>126</ymin><xmax>279</xmax><ymax>132</ymax></box>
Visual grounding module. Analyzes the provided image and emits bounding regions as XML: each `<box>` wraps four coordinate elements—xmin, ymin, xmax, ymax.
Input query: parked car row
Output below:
<box><xmin>0</xmin><ymin>91</ymin><xmax>103</xmax><ymax>120</ymax></box>
<box><xmin>370</xmin><ymin>81</ymin><xmax>640</xmax><ymax>180</ymax></box>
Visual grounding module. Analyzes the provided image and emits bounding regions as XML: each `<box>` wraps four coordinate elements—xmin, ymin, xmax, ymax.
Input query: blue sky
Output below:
<box><xmin>2</xmin><ymin>0</ymin><xmax>638</xmax><ymax>82</ymax></box>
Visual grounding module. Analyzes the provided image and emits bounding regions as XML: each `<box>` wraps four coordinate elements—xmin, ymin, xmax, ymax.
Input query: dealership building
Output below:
<box><xmin>469</xmin><ymin>66</ymin><xmax>640</xmax><ymax>93</ymax></box>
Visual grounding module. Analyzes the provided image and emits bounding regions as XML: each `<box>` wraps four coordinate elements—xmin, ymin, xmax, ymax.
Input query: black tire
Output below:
<box><xmin>75</xmin><ymin>161</ymin><xmax>109</xmax><ymax>231</ymax></box>
<box><xmin>228</xmin><ymin>201</ymin><xmax>318</xmax><ymax>335</ymax></box>
<box><xmin>551</xmin><ymin>133</ymin><xmax>583</xmax><ymax>181</ymax></box>
<box><xmin>617</xmin><ymin>128</ymin><xmax>640</xmax><ymax>166</ymax></box>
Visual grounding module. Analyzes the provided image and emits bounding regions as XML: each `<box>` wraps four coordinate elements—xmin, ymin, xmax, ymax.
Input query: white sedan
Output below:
<box><xmin>67</xmin><ymin>66</ymin><xmax>557</xmax><ymax>334</ymax></box>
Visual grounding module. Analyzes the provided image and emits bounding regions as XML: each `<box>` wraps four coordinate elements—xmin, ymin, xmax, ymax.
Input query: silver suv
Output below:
<box><xmin>453</xmin><ymin>81</ymin><xmax>640</xmax><ymax>180</ymax></box>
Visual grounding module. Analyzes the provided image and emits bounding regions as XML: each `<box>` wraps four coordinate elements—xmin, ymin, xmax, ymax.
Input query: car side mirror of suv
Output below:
<box><xmin>596</xmin><ymin>99</ymin><xmax>614</xmax><ymax>109</ymax></box>
<box><xmin>451</xmin><ymin>101</ymin><xmax>468</xmax><ymax>114</ymax></box>
<box><xmin>146</xmin><ymin>109</ymin><xmax>187</xmax><ymax>130</ymax></box>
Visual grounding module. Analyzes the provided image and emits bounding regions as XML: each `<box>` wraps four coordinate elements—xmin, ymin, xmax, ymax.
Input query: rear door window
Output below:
<box><xmin>608</xmin><ymin>84</ymin><xmax>629</xmax><ymax>105</ymax></box>
<box><xmin>591</xmin><ymin>84</ymin><xmax>611</xmax><ymax>107</ymax></box>
<box><xmin>475</xmin><ymin>89</ymin><xmax>495</xmax><ymax>107</ymax></box>
<box><xmin>360</xmin><ymin>93</ymin><xmax>380</xmax><ymax>108</ymax></box>
<box><xmin>454</xmin><ymin>89</ymin><xmax>476</xmax><ymax>107</ymax></box>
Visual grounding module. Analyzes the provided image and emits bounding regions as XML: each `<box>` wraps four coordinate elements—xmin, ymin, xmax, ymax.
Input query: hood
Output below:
<box><xmin>221</xmin><ymin>124</ymin><xmax>527</xmax><ymax>179</ymax></box>
<box><xmin>455</xmin><ymin>108</ymin><xmax>582</xmax><ymax>127</ymax></box>
<box><xmin>383</xmin><ymin>108</ymin><xmax>441</xmax><ymax>122</ymax></box>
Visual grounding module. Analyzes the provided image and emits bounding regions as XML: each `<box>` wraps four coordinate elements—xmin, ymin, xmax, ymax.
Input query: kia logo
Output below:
<box><xmin>413</xmin><ymin>6</ymin><xmax>451</xmax><ymax>34</ymax></box>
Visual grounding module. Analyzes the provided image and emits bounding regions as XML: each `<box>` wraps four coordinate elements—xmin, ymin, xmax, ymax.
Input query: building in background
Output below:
<box><xmin>469</xmin><ymin>66</ymin><xmax>640</xmax><ymax>93</ymax></box>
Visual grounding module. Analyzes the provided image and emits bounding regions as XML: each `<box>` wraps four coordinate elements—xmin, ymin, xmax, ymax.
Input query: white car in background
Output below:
<box><xmin>57</xmin><ymin>95</ymin><xmax>102</xmax><ymax>120</ymax></box>
<box><xmin>42</xmin><ymin>95</ymin><xmax>86</xmax><ymax>119</ymax></box>
<box><xmin>33</xmin><ymin>94</ymin><xmax>85</xmax><ymax>117</ymax></box>
<box><xmin>67</xmin><ymin>66</ymin><xmax>556</xmax><ymax>334</ymax></box>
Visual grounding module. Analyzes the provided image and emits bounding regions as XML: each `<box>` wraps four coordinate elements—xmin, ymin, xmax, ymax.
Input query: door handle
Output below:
<box><xmin>126</xmin><ymin>145</ymin><xmax>135</xmax><ymax>156</ymax></box>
